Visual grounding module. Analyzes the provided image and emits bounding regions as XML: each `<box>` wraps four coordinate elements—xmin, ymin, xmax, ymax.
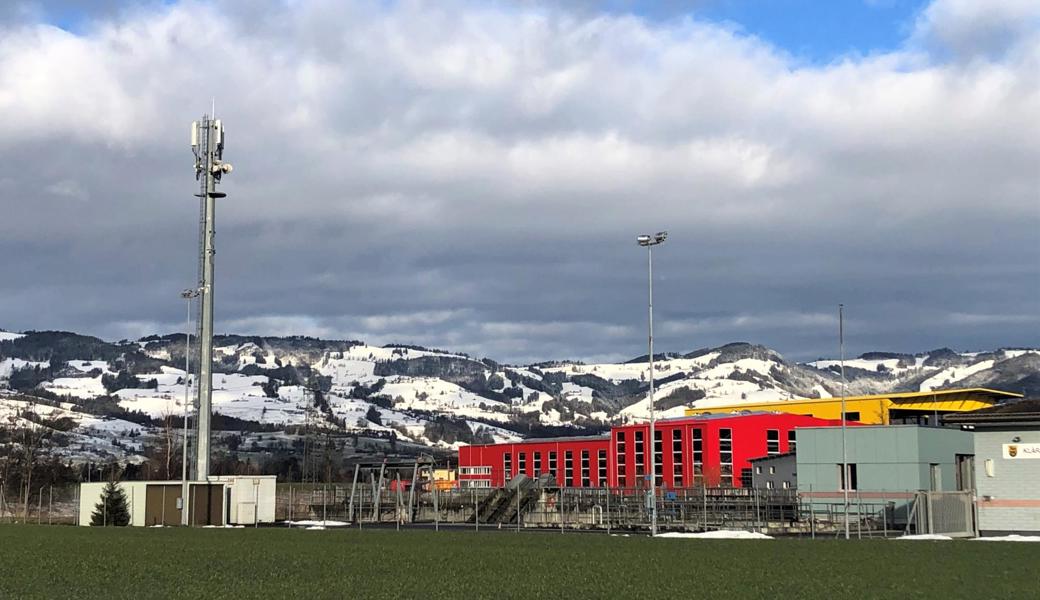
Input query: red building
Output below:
<box><xmin>458</xmin><ymin>436</ymin><xmax>610</xmax><ymax>489</ymax></box>
<box><xmin>458</xmin><ymin>413</ymin><xmax>849</xmax><ymax>489</ymax></box>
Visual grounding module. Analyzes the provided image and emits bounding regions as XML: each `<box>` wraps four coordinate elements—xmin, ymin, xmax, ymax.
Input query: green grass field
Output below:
<box><xmin>1</xmin><ymin>525</ymin><xmax>1034</xmax><ymax>599</ymax></box>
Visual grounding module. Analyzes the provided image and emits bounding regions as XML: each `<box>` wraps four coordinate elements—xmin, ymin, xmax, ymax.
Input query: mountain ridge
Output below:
<box><xmin>2</xmin><ymin>329</ymin><xmax>1037</xmax><ymax>466</ymax></box>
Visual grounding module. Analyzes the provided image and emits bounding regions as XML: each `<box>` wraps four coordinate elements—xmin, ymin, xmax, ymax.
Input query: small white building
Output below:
<box><xmin>947</xmin><ymin>401</ymin><xmax>1040</xmax><ymax>535</ymax></box>
<box><xmin>78</xmin><ymin>476</ymin><xmax>277</xmax><ymax>527</ymax></box>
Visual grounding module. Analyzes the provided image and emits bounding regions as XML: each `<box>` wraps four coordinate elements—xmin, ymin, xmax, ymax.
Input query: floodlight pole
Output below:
<box><xmin>840</xmin><ymin>304</ymin><xmax>849</xmax><ymax>540</ymax></box>
<box><xmin>637</xmin><ymin>231</ymin><xmax>667</xmax><ymax>537</ymax></box>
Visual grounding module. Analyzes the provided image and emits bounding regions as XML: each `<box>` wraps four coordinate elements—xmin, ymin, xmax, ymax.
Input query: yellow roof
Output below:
<box><xmin>688</xmin><ymin>388</ymin><xmax>1021</xmax><ymax>410</ymax></box>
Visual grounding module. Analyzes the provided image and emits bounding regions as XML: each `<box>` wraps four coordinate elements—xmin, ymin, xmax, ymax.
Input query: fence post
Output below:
<box><xmin>881</xmin><ymin>491</ymin><xmax>888</xmax><ymax>538</ymax></box>
<box><xmin>432</xmin><ymin>480</ymin><xmax>439</xmax><ymax>532</ymax></box>
<box><xmin>856</xmin><ymin>490</ymin><xmax>862</xmax><ymax>539</ymax></box>
<box><xmin>559</xmin><ymin>489</ymin><xmax>564</xmax><ymax>534</ymax></box>
<box><xmin>48</xmin><ymin>486</ymin><xmax>53</xmax><ymax>526</ymax></box>
<box><xmin>702</xmin><ymin>487</ymin><xmax>707</xmax><ymax>531</ymax></box>
<box><xmin>809</xmin><ymin>485</ymin><xmax>815</xmax><ymax>539</ymax></box>
<box><xmin>606</xmin><ymin>486</ymin><xmax>611</xmax><ymax>535</ymax></box>
<box><xmin>926</xmin><ymin>492</ymin><xmax>934</xmax><ymax>535</ymax></box>
<box><xmin>37</xmin><ymin>492</ymin><xmax>42</xmax><ymax>525</ymax></box>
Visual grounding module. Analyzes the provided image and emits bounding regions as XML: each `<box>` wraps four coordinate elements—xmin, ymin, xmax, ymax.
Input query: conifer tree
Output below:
<box><xmin>90</xmin><ymin>481</ymin><xmax>131</xmax><ymax>526</ymax></box>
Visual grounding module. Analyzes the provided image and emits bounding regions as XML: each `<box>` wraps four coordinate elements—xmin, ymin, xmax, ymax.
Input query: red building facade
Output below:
<box><xmin>458</xmin><ymin>413</ymin><xmax>847</xmax><ymax>489</ymax></box>
<box><xmin>458</xmin><ymin>436</ymin><xmax>610</xmax><ymax>489</ymax></box>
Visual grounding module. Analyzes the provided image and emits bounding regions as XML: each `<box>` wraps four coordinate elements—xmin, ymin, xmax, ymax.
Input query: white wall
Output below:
<box><xmin>210</xmin><ymin>475</ymin><xmax>277</xmax><ymax>524</ymax></box>
<box><xmin>78</xmin><ymin>481</ymin><xmax>148</xmax><ymax>526</ymax></box>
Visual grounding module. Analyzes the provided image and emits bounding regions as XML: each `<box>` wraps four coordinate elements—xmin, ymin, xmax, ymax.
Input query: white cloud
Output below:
<box><xmin>0</xmin><ymin>0</ymin><xmax>1037</xmax><ymax>362</ymax></box>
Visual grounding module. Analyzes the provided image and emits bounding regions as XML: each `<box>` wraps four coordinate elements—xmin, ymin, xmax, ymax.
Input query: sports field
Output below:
<box><xmin>1</xmin><ymin>525</ymin><xmax>1034</xmax><ymax>599</ymax></box>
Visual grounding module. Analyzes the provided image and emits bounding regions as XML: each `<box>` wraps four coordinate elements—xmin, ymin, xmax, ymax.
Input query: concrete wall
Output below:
<box><xmin>974</xmin><ymin>427</ymin><xmax>1040</xmax><ymax>535</ymax></box>
<box><xmin>796</xmin><ymin>426</ymin><xmax>973</xmax><ymax>492</ymax></box>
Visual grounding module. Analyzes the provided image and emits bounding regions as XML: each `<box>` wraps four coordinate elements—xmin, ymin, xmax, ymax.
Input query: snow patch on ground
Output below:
<box><xmin>974</xmin><ymin>535</ymin><xmax>1040</xmax><ymax>542</ymax></box>
<box><xmin>0</xmin><ymin>358</ymin><xmax>48</xmax><ymax>379</ymax></box>
<box><xmin>658</xmin><ymin>530</ymin><xmax>773</xmax><ymax>540</ymax></box>
<box><xmin>288</xmin><ymin>520</ymin><xmax>350</xmax><ymax>527</ymax></box>
<box><xmin>895</xmin><ymin>534</ymin><xmax>952</xmax><ymax>541</ymax></box>
<box><xmin>0</xmin><ymin>331</ymin><xmax>24</xmax><ymax>341</ymax></box>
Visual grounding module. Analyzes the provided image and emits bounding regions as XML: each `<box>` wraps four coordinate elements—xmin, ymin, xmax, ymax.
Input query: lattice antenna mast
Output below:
<box><xmin>190</xmin><ymin>116</ymin><xmax>233</xmax><ymax>480</ymax></box>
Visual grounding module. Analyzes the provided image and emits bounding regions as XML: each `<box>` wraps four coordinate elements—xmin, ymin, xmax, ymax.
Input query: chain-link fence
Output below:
<box><xmin>0</xmin><ymin>483</ymin><xmax>81</xmax><ymax>525</ymax></box>
<box><xmin>0</xmin><ymin>480</ymin><xmax>938</xmax><ymax>538</ymax></box>
<box><xmin>274</xmin><ymin>481</ymin><xmax>923</xmax><ymax>537</ymax></box>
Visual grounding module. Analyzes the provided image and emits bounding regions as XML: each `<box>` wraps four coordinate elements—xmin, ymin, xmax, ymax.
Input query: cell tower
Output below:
<box><xmin>190</xmin><ymin>116</ymin><xmax>233</xmax><ymax>479</ymax></box>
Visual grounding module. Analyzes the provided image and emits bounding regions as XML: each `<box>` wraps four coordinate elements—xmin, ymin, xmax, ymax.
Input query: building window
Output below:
<box><xmin>769</xmin><ymin>466</ymin><xmax>775</xmax><ymax>475</ymax></box>
<box><xmin>672</xmin><ymin>429</ymin><xmax>683</xmax><ymax>488</ymax></box>
<box><xmin>755</xmin><ymin>466</ymin><xmax>762</xmax><ymax>475</ymax></box>
<box><xmin>581</xmin><ymin>450</ymin><xmax>591</xmax><ymax>487</ymax></box>
<box><xmin>533</xmin><ymin>452</ymin><xmax>542</xmax><ymax>475</ymax></box>
<box><xmin>719</xmin><ymin>428</ymin><xmax>733</xmax><ymax>486</ymax></box>
<box><xmin>460</xmin><ymin>479</ymin><xmax>491</xmax><ymax>489</ymax></box>
<box><xmin>565</xmin><ymin>451</ymin><xmax>574</xmax><ymax>487</ymax></box>
<box><xmin>782</xmin><ymin>481</ymin><xmax>790</xmax><ymax>489</ymax></box>
<box><xmin>843</xmin><ymin>411</ymin><xmax>860</xmax><ymax>422</ymax></box>
<box><xmin>598</xmin><ymin>449</ymin><xmax>607</xmax><ymax>486</ymax></box>
<box><xmin>518</xmin><ymin>452</ymin><xmax>526</xmax><ymax>476</ymax></box>
<box><xmin>691</xmin><ymin>429</ymin><xmax>703</xmax><ymax>485</ymax></box>
<box><xmin>503</xmin><ymin>453</ymin><xmax>512</xmax><ymax>481</ymax></box>
<box><xmin>766</xmin><ymin>480</ymin><xmax>774</xmax><ymax>490</ymax></box>
<box><xmin>549</xmin><ymin>451</ymin><xmax>558</xmax><ymax>479</ymax></box>
<box><xmin>653</xmin><ymin>430</ymin><xmax>664</xmax><ymax>487</ymax></box>
<box><xmin>839</xmin><ymin>463</ymin><xmax>857</xmax><ymax>491</ymax></box>
<box><xmin>740</xmin><ymin>468</ymin><xmax>753</xmax><ymax>488</ymax></box>
<box><xmin>634</xmin><ymin>431</ymin><xmax>645</xmax><ymax>477</ymax></box>
<box><xmin>766</xmin><ymin>429</ymin><xmax>780</xmax><ymax>455</ymax></box>
<box><xmin>788</xmin><ymin>430</ymin><xmax>797</xmax><ymax>453</ymax></box>
<box><xmin>460</xmin><ymin>466</ymin><xmax>491</xmax><ymax>475</ymax></box>
<box><xmin>615</xmin><ymin>432</ymin><xmax>627</xmax><ymax>487</ymax></box>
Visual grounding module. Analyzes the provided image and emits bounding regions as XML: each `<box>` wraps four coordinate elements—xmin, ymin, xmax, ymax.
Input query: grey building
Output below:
<box><xmin>796</xmin><ymin>425</ymin><xmax>975</xmax><ymax>493</ymax></box>
<box><xmin>945</xmin><ymin>400</ymin><xmax>1040</xmax><ymax>535</ymax></box>
<box><xmin>748</xmin><ymin>453</ymin><xmax>797</xmax><ymax>490</ymax></box>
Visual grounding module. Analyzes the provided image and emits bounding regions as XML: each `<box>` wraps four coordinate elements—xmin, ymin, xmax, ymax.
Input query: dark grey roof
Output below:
<box><xmin>943</xmin><ymin>399</ymin><xmax>1040</xmax><ymax>425</ymax></box>
<box><xmin>748</xmin><ymin>452</ymin><xmax>796</xmax><ymax>462</ymax></box>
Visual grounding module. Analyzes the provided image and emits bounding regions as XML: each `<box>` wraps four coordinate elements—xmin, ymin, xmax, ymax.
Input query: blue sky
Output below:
<box><xmin>35</xmin><ymin>0</ymin><xmax>930</xmax><ymax>62</ymax></box>
<box><xmin>689</xmin><ymin>0</ymin><xmax>931</xmax><ymax>61</ymax></box>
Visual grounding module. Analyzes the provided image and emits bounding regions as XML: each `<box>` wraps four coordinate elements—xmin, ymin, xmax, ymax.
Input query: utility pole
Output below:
<box><xmin>190</xmin><ymin>116</ymin><xmax>232</xmax><ymax>480</ymax></box>
<box><xmin>839</xmin><ymin>304</ymin><xmax>849</xmax><ymax>540</ymax></box>
<box><xmin>637</xmin><ymin>231</ymin><xmax>667</xmax><ymax>537</ymax></box>
<box><xmin>180</xmin><ymin>288</ymin><xmax>198</xmax><ymax>526</ymax></box>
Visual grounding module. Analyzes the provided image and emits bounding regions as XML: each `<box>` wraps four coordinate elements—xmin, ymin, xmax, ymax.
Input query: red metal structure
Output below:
<box><xmin>458</xmin><ymin>413</ymin><xmax>850</xmax><ymax>489</ymax></box>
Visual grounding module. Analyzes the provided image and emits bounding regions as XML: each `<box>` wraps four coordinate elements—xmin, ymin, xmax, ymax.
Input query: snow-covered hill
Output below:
<box><xmin>1</xmin><ymin>329</ymin><xmax>1037</xmax><ymax>463</ymax></box>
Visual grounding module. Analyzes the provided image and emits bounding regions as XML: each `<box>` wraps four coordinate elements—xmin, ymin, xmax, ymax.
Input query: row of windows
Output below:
<box><xmin>460</xmin><ymin>466</ymin><xmax>491</xmax><ymax>475</ymax></box>
<box><xmin>502</xmin><ymin>450</ymin><xmax>608</xmax><ymax>486</ymax></box>
<box><xmin>490</xmin><ymin>427</ymin><xmax>801</xmax><ymax>488</ymax></box>
<box><xmin>613</xmin><ymin>427</ymin><xmax>798</xmax><ymax>486</ymax></box>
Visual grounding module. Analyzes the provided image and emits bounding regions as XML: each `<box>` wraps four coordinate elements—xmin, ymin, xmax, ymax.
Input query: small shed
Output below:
<box><xmin>78</xmin><ymin>476</ymin><xmax>276</xmax><ymax>527</ymax></box>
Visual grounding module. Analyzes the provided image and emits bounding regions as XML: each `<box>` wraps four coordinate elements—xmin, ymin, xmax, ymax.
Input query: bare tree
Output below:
<box><xmin>18</xmin><ymin>399</ymin><xmax>52</xmax><ymax>523</ymax></box>
<box><xmin>158</xmin><ymin>410</ymin><xmax>178</xmax><ymax>480</ymax></box>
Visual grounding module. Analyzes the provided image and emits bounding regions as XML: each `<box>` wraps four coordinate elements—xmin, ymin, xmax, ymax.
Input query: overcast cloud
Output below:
<box><xmin>0</xmin><ymin>0</ymin><xmax>1037</xmax><ymax>364</ymax></box>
